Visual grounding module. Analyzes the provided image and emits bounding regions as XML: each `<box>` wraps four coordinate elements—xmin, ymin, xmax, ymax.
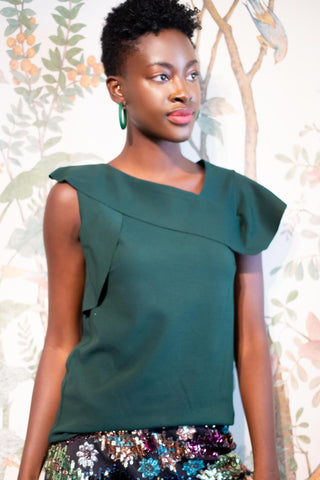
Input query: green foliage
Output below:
<box><xmin>8</xmin><ymin>215</ymin><xmax>44</xmax><ymax>256</ymax></box>
<box><xmin>0</xmin><ymin>152</ymin><xmax>70</xmax><ymax>202</ymax></box>
<box><xmin>275</xmin><ymin>143</ymin><xmax>320</xmax><ymax>186</ymax></box>
<box><xmin>271</xmin><ymin>289</ymin><xmax>298</xmax><ymax>326</ymax></box>
<box><xmin>198</xmin><ymin>115</ymin><xmax>223</xmax><ymax>143</ymax></box>
<box><xmin>0</xmin><ymin>301</ymin><xmax>29</xmax><ymax>332</ymax></box>
<box><xmin>18</xmin><ymin>320</ymin><xmax>41</xmax><ymax>378</ymax></box>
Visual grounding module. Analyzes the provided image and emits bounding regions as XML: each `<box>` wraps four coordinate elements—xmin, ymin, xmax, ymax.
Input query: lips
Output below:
<box><xmin>167</xmin><ymin>109</ymin><xmax>194</xmax><ymax>125</ymax></box>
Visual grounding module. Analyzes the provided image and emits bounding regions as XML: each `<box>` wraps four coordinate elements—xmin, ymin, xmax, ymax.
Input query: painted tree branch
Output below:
<box><xmin>203</xmin><ymin>0</ymin><xmax>258</xmax><ymax>179</ymax></box>
<box><xmin>247</xmin><ymin>43</ymin><xmax>268</xmax><ymax>81</ymax></box>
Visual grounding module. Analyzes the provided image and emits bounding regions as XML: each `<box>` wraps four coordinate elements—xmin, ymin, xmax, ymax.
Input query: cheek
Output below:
<box><xmin>127</xmin><ymin>84</ymin><xmax>168</xmax><ymax>116</ymax></box>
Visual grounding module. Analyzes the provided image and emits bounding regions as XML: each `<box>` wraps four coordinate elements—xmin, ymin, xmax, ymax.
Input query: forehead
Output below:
<box><xmin>124</xmin><ymin>29</ymin><xmax>197</xmax><ymax>72</ymax></box>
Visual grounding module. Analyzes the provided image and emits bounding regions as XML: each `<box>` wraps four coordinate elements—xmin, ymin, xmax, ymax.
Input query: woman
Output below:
<box><xmin>18</xmin><ymin>1</ymin><xmax>286</xmax><ymax>479</ymax></box>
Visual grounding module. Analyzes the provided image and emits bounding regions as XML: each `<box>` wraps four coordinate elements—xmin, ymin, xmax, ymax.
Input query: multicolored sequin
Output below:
<box><xmin>44</xmin><ymin>425</ymin><xmax>253</xmax><ymax>480</ymax></box>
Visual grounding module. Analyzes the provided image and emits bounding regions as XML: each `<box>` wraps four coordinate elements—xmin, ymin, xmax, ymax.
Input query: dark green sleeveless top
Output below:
<box><xmin>48</xmin><ymin>160</ymin><xmax>286</xmax><ymax>442</ymax></box>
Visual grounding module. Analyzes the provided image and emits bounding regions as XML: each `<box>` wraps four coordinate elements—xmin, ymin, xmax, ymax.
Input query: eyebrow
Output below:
<box><xmin>146</xmin><ymin>60</ymin><xmax>199</xmax><ymax>69</ymax></box>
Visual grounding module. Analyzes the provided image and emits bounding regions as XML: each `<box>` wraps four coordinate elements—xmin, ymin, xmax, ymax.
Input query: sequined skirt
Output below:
<box><xmin>44</xmin><ymin>425</ymin><xmax>253</xmax><ymax>480</ymax></box>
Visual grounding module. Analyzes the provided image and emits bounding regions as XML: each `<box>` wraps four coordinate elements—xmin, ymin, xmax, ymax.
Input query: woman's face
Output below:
<box><xmin>119</xmin><ymin>29</ymin><xmax>201</xmax><ymax>143</ymax></box>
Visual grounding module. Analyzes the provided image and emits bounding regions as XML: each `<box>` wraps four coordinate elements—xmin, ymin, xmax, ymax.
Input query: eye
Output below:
<box><xmin>153</xmin><ymin>73</ymin><xmax>170</xmax><ymax>83</ymax></box>
<box><xmin>187</xmin><ymin>71</ymin><xmax>199</xmax><ymax>81</ymax></box>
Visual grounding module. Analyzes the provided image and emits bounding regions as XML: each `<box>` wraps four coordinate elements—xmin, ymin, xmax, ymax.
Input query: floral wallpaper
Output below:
<box><xmin>0</xmin><ymin>1</ymin><xmax>319</xmax><ymax>479</ymax></box>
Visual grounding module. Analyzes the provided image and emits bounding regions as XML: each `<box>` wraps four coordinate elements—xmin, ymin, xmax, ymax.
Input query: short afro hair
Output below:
<box><xmin>100</xmin><ymin>0</ymin><xmax>201</xmax><ymax>76</ymax></box>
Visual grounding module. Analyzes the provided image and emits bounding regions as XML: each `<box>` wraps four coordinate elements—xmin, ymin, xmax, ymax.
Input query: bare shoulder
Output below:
<box><xmin>44</xmin><ymin>182</ymin><xmax>80</xmax><ymax>244</ymax></box>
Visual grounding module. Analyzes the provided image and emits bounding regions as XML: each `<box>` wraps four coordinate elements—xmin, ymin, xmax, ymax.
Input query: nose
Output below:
<box><xmin>169</xmin><ymin>76</ymin><xmax>190</xmax><ymax>103</ymax></box>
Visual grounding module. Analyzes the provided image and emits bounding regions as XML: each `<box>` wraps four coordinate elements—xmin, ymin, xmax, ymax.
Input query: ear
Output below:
<box><xmin>106</xmin><ymin>76</ymin><xmax>125</xmax><ymax>105</ymax></box>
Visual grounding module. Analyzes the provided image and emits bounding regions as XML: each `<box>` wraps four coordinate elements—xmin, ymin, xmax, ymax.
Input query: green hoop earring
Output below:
<box><xmin>119</xmin><ymin>102</ymin><xmax>127</xmax><ymax>130</ymax></box>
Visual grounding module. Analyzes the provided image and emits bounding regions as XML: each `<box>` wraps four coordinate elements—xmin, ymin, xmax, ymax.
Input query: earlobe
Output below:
<box><xmin>106</xmin><ymin>76</ymin><xmax>124</xmax><ymax>105</ymax></box>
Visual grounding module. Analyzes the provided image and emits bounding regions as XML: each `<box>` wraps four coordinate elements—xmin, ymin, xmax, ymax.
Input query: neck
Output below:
<box><xmin>113</xmin><ymin>129</ymin><xmax>190</xmax><ymax>179</ymax></box>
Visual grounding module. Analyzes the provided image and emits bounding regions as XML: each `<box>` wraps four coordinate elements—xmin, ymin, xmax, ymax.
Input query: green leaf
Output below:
<box><xmin>8</xmin><ymin>216</ymin><xmax>44</xmax><ymax>256</ymax></box>
<box><xmin>0</xmin><ymin>152</ymin><xmax>70</xmax><ymax>202</ymax></box>
<box><xmin>0</xmin><ymin>301</ymin><xmax>29</xmax><ymax>332</ymax></box>
<box><xmin>2</xmin><ymin>0</ymin><xmax>21</xmax><ymax>5</ymax></box>
<box><xmin>5</xmin><ymin>21</ymin><xmax>19</xmax><ymax>35</ymax></box>
<box><xmin>49</xmin><ymin>34</ymin><xmax>66</xmax><ymax>46</ymax></box>
<box><xmin>63</xmin><ymin>87</ymin><xmax>77</xmax><ymax>95</ymax></box>
<box><xmin>59</xmin><ymin>95</ymin><xmax>73</xmax><ymax>105</ymax></box>
<box><xmin>198</xmin><ymin>115</ymin><xmax>223</xmax><ymax>143</ymax></box>
<box><xmin>19</xmin><ymin>11</ymin><xmax>31</xmax><ymax>28</ymax></box>
<box><xmin>70</xmin><ymin>23</ymin><xmax>85</xmax><ymax>33</ymax></box>
<box><xmin>44</xmin><ymin>136</ymin><xmax>62</xmax><ymax>150</ymax></box>
<box><xmin>293</xmin><ymin>144</ymin><xmax>301</xmax><ymax>161</ymax></box>
<box><xmin>284</xmin><ymin>260</ymin><xmax>294</xmax><ymax>277</ymax></box>
<box><xmin>46</xmin><ymin>85</ymin><xmax>58</xmax><ymax>95</ymax></box>
<box><xmin>12</xmin><ymin>70</ymin><xmax>27</xmax><ymax>84</ymax></box>
<box><xmin>47</xmin><ymin>121</ymin><xmax>62</xmax><ymax>133</ymax></box>
<box><xmin>7</xmin><ymin>113</ymin><xmax>15</xmax><ymax>124</ymax></box>
<box><xmin>52</xmin><ymin>13</ymin><xmax>68</xmax><ymax>28</ymax></box>
<box><xmin>295</xmin><ymin>407</ymin><xmax>303</xmax><ymax>422</ymax></box>
<box><xmin>286</xmin><ymin>290</ymin><xmax>298</xmax><ymax>303</ymax></box>
<box><xmin>201</xmin><ymin>97</ymin><xmax>235</xmax><ymax>117</ymax></box>
<box><xmin>271</xmin><ymin>312</ymin><xmax>283</xmax><ymax>326</ymax></box>
<box><xmin>7</xmin><ymin>48</ymin><xmax>23</xmax><ymax>60</ymax></box>
<box><xmin>298</xmin><ymin>422</ymin><xmax>309</xmax><ymax>428</ymax></box>
<box><xmin>286</xmin><ymin>166</ymin><xmax>297</xmax><ymax>180</ymax></box>
<box><xmin>2</xmin><ymin>125</ymin><xmax>11</xmax><ymax>135</ymax></box>
<box><xmin>68</xmin><ymin>34</ymin><xmax>84</xmax><ymax>46</ymax></box>
<box><xmin>59</xmin><ymin>71</ymin><xmax>66</xmax><ymax>90</ymax></box>
<box><xmin>53</xmin><ymin>47</ymin><xmax>62</xmax><ymax>64</ymax></box>
<box><xmin>295</xmin><ymin>262</ymin><xmax>304</xmax><ymax>281</ymax></box>
<box><xmin>33</xmin><ymin>120</ymin><xmax>46</xmax><ymax>128</ymax></box>
<box><xmin>298</xmin><ymin>435</ymin><xmax>311</xmax><ymax>444</ymax></box>
<box><xmin>0</xmin><ymin>140</ymin><xmax>9</xmax><ymax>150</ymax></box>
<box><xmin>0</xmin><ymin>6</ymin><xmax>17</xmax><ymax>16</ymax></box>
<box><xmin>55</xmin><ymin>5</ymin><xmax>71</xmax><ymax>19</ymax></box>
<box><xmin>270</xmin><ymin>266</ymin><xmax>281</xmax><ymax>275</ymax></box>
<box><xmin>32</xmin><ymin>43</ymin><xmax>41</xmax><ymax>54</ymax></box>
<box><xmin>13</xmin><ymin>130</ymin><xmax>27</xmax><ymax>138</ymax></box>
<box><xmin>286</xmin><ymin>308</ymin><xmax>297</xmax><ymax>320</ymax></box>
<box><xmin>42</xmin><ymin>57</ymin><xmax>59</xmax><ymax>72</ymax></box>
<box><xmin>275</xmin><ymin>154</ymin><xmax>292</xmax><ymax>164</ymax></box>
<box><xmin>70</xmin><ymin>2</ymin><xmax>84</xmax><ymax>19</ymax></box>
<box><xmin>43</xmin><ymin>74</ymin><xmax>56</xmax><ymax>84</ymax></box>
<box><xmin>30</xmin><ymin>86</ymin><xmax>43</xmax><ymax>101</ymax></box>
<box><xmin>308</xmin><ymin>258</ymin><xmax>319</xmax><ymax>280</ymax></box>
<box><xmin>301</xmin><ymin>147</ymin><xmax>309</xmax><ymax>163</ymax></box>
<box><xmin>66</xmin><ymin>56</ymin><xmax>79</xmax><ymax>67</ymax></box>
<box><xmin>271</xmin><ymin>298</ymin><xmax>283</xmax><ymax>307</ymax></box>
<box><xmin>21</xmin><ymin>7</ymin><xmax>35</xmax><ymax>16</ymax></box>
<box><xmin>24</xmin><ymin>23</ymin><xmax>37</xmax><ymax>36</ymax></box>
<box><xmin>66</xmin><ymin>47</ymin><xmax>82</xmax><ymax>60</ymax></box>
<box><xmin>73</xmin><ymin>83</ymin><xmax>83</xmax><ymax>97</ymax></box>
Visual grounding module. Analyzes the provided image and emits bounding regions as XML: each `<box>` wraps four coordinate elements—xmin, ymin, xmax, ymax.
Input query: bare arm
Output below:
<box><xmin>18</xmin><ymin>182</ymin><xmax>85</xmax><ymax>480</ymax></box>
<box><xmin>234</xmin><ymin>253</ymin><xmax>279</xmax><ymax>480</ymax></box>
